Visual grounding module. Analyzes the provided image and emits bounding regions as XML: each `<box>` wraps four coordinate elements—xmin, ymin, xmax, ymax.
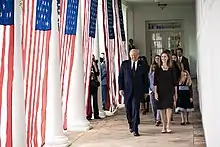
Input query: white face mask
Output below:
<box><xmin>100</xmin><ymin>54</ymin><xmax>105</xmax><ymax>59</ymax></box>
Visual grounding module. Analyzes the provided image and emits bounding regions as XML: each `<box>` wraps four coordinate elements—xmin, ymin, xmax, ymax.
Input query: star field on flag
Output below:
<box><xmin>107</xmin><ymin>0</ymin><xmax>115</xmax><ymax>39</ymax></box>
<box><xmin>118</xmin><ymin>0</ymin><xmax>126</xmax><ymax>41</ymax></box>
<box><xmin>65</xmin><ymin>0</ymin><xmax>79</xmax><ymax>35</ymax></box>
<box><xmin>88</xmin><ymin>0</ymin><xmax>98</xmax><ymax>38</ymax></box>
<box><xmin>35</xmin><ymin>0</ymin><xmax>52</xmax><ymax>31</ymax></box>
<box><xmin>0</xmin><ymin>0</ymin><xmax>14</xmax><ymax>25</ymax></box>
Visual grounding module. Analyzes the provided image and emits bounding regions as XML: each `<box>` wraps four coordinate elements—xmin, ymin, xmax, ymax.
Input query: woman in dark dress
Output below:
<box><xmin>154</xmin><ymin>51</ymin><xmax>178</xmax><ymax>133</ymax></box>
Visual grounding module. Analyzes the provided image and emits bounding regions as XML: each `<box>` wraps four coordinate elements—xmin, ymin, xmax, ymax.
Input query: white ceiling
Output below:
<box><xmin>125</xmin><ymin>0</ymin><xmax>194</xmax><ymax>4</ymax></box>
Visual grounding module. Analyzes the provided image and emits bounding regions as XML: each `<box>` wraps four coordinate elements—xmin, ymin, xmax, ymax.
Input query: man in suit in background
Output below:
<box><xmin>176</xmin><ymin>48</ymin><xmax>190</xmax><ymax>73</ymax></box>
<box><xmin>128</xmin><ymin>39</ymin><xmax>135</xmax><ymax>54</ymax></box>
<box><xmin>118</xmin><ymin>49</ymin><xmax>149</xmax><ymax>136</ymax></box>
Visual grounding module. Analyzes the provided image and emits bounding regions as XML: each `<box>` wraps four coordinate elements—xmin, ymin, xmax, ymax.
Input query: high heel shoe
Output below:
<box><xmin>161</xmin><ymin>127</ymin><xmax>166</xmax><ymax>133</ymax></box>
<box><xmin>166</xmin><ymin>126</ymin><xmax>172</xmax><ymax>133</ymax></box>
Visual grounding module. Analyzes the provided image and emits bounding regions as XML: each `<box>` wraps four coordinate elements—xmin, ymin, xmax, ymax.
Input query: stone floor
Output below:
<box><xmin>67</xmin><ymin>108</ymin><xmax>205</xmax><ymax>147</ymax></box>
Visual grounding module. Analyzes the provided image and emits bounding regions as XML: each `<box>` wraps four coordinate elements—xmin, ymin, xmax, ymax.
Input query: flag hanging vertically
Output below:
<box><xmin>22</xmin><ymin>0</ymin><xmax>52</xmax><ymax>146</ymax></box>
<box><xmin>0</xmin><ymin>0</ymin><xmax>14</xmax><ymax>146</ymax></box>
<box><xmin>85</xmin><ymin>0</ymin><xmax>99</xmax><ymax>117</ymax></box>
<box><xmin>102</xmin><ymin>0</ymin><xmax>118</xmax><ymax>112</ymax></box>
<box><xmin>1</xmin><ymin>0</ymin><xmax>26</xmax><ymax>146</ymax></box>
<box><xmin>60</xmin><ymin>0</ymin><xmax>79</xmax><ymax>130</ymax></box>
<box><xmin>114</xmin><ymin>0</ymin><xmax>127</xmax><ymax>105</ymax></box>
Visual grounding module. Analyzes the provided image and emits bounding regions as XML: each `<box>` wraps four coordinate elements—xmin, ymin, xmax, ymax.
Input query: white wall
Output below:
<box><xmin>128</xmin><ymin>4</ymin><xmax>197</xmax><ymax>76</ymax></box>
<box><xmin>196</xmin><ymin>0</ymin><xmax>220</xmax><ymax>146</ymax></box>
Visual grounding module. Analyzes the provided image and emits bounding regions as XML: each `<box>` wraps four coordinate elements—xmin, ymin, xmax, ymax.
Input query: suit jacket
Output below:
<box><xmin>180</xmin><ymin>56</ymin><xmax>190</xmax><ymax>73</ymax></box>
<box><xmin>100</xmin><ymin>62</ymin><xmax>107</xmax><ymax>85</ymax></box>
<box><xmin>118</xmin><ymin>60</ymin><xmax>149</xmax><ymax>105</ymax></box>
<box><xmin>128</xmin><ymin>44</ymin><xmax>135</xmax><ymax>54</ymax></box>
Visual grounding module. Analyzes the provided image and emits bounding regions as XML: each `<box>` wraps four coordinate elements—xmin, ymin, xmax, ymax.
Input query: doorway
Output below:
<box><xmin>146</xmin><ymin>20</ymin><xmax>184</xmax><ymax>62</ymax></box>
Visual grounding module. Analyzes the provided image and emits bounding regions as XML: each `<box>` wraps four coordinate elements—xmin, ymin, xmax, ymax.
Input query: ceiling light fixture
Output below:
<box><xmin>154</xmin><ymin>0</ymin><xmax>167</xmax><ymax>10</ymax></box>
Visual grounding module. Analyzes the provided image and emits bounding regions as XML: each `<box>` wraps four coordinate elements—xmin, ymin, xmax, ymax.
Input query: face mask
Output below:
<box><xmin>100</xmin><ymin>54</ymin><xmax>105</xmax><ymax>58</ymax></box>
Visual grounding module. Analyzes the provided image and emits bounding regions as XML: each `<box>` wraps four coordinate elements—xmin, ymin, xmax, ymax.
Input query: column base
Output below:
<box><xmin>44</xmin><ymin>136</ymin><xmax>71</xmax><ymax>147</ymax></box>
<box><xmin>67</xmin><ymin>120</ymin><xmax>91</xmax><ymax>132</ymax></box>
<box><xmin>99</xmin><ymin>110</ymin><xmax>106</xmax><ymax>118</ymax></box>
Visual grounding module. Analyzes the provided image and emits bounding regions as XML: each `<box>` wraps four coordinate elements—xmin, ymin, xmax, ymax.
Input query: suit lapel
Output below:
<box><xmin>136</xmin><ymin>60</ymin><xmax>141</xmax><ymax>72</ymax></box>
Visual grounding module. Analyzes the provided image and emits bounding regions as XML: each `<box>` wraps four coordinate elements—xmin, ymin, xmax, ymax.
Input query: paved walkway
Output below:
<box><xmin>67</xmin><ymin>108</ymin><xmax>205</xmax><ymax>147</ymax></box>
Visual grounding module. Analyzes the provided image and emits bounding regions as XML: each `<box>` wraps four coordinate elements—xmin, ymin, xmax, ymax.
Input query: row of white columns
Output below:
<box><xmin>11</xmin><ymin>0</ymin><xmax>106</xmax><ymax>146</ymax></box>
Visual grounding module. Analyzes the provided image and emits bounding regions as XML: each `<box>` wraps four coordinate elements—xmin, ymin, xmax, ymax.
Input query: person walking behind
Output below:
<box><xmin>149</xmin><ymin>63</ymin><xmax>161</xmax><ymax>126</ymax></box>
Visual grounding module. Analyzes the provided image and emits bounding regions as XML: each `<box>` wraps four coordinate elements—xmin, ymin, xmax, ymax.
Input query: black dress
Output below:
<box><xmin>176</xmin><ymin>83</ymin><xmax>194</xmax><ymax>112</ymax></box>
<box><xmin>154</xmin><ymin>67</ymin><xmax>177</xmax><ymax>109</ymax></box>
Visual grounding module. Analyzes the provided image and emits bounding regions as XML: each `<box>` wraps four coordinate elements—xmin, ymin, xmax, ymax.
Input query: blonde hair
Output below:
<box><xmin>180</xmin><ymin>70</ymin><xmax>192</xmax><ymax>86</ymax></box>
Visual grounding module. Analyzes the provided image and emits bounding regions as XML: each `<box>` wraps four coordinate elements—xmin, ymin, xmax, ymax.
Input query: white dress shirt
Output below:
<box><xmin>178</xmin><ymin>56</ymin><xmax>182</xmax><ymax>62</ymax></box>
<box><xmin>131</xmin><ymin>61</ymin><xmax>138</xmax><ymax>71</ymax></box>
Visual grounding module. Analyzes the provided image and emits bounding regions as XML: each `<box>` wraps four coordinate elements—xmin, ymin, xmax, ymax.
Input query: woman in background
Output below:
<box><xmin>149</xmin><ymin>63</ymin><xmax>161</xmax><ymax>126</ymax></box>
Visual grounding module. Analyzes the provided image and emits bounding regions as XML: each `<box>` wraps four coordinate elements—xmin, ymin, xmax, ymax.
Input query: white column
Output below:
<box><xmin>44</xmin><ymin>0</ymin><xmax>70</xmax><ymax>146</ymax></box>
<box><xmin>197</xmin><ymin>0</ymin><xmax>220</xmax><ymax>147</ymax></box>
<box><xmin>67</xmin><ymin>0</ymin><xmax>90</xmax><ymax>131</ymax></box>
<box><xmin>11</xmin><ymin>0</ymin><xmax>26</xmax><ymax>146</ymax></box>
<box><xmin>94</xmin><ymin>15</ymin><xmax>106</xmax><ymax>118</ymax></box>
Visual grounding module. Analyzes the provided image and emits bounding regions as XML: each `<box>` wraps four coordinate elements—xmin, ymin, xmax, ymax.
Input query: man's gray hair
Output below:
<box><xmin>130</xmin><ymin>49</ymin><xmax>139</xmax><ymax>54</ymax></box>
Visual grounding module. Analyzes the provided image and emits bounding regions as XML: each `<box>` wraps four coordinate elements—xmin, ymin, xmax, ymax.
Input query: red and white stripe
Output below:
<box><xmin>114</xmin><ymin>0</ymin><xmax>127</xmax><ymax>105</ymax></box>
<box><xmin>22</xmin><ymin>0</ymin><xmax>50</xmax><ymax>146</ymax></box>
<box><xmin>82</xmin><ymin>0</ymin><xmax>96</xmax><ymax>116</ymax></box>
<box><xmin>102</xmin><ymin>0</ymin><xmax>118</xmax><ymax>112</ymax></box>
<box><xmin>59</xmin><ymin>0</ymin><xmax>77</xmax><ymax>130</ymax></box>
<box><xmin>0</xmin><ymin>25</ymin><xmax>14</xmax><ymax>147</ymax></box>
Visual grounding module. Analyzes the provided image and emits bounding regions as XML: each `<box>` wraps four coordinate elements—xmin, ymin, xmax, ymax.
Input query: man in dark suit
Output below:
<box><xmin>118</xmin><ymin>49</ymin><xmax>149</xmax><ymax>136</ymax></box>
<box><xmin>176</xmin><ymin>48</ymin><xmax>190</xmax><ymax>73</ymax></box>
<box><xmin>128</xmin><ymin>39</ymin><xmax>135</xmax><ymax>54</ymax></box>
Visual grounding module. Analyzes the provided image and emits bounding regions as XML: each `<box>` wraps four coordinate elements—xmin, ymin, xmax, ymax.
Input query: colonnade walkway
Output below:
<box><xmin>66</xmin><ymin>109</ymin><xmax>205</xmax><ymax>147</ymax></box>
<box><xmin>67</xmin><ymin>81</ymin><xmax>205</xmax><ymax>147</ymax></box>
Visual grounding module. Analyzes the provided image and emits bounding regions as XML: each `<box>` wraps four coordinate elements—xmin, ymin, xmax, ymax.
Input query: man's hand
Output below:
<box><xmin>190</xmin><ymin>98</ymin><xmax>193</xmax><ymax>102</ymax></box>
<box><xmin>155</xmin><ymin>92</ymin><xmax>158</xmax><ymax>100</ymax></box>
<box><xmin>119</xmin><ymin>90</ymin><xmax>124</xmax><ymax>96</ymax></box>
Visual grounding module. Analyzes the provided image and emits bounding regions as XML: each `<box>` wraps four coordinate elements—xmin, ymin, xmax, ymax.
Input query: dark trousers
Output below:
<box><xmin>101</xmin><ymin>85</ymin><xmax>107</xmax><ymax>108</ymax></box>
<box><xmin>87</xmin><ymin>87</ymin><xmax>99</xmax><ymax>118</ymax></box>
<box><xmin>125</xmin><ymin>96</ymin><xmax>140</xmax><ymax>133</ymax></box>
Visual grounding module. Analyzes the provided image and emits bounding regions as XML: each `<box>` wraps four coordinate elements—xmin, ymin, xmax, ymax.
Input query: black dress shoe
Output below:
<box><xmin>94</xmin><ymin>116</ymin><xmax>101</xmax><ymax>119</ymax></box>
<box><xmin>133</xmin><ymin>132</ymin><xmax>140</xmax><ymax>136</ymax></box>
<box><xmin>86</xmin><ymin>116</ymin><xmax>92</xmax><ymax>120</ymax></box>
<box><xmin>129</xmin><ymin>128</ymin><xmax>133</xmax><ymax>133</ymax></box>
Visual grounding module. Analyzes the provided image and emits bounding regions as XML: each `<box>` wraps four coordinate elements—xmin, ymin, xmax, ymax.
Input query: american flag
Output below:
<box><xmin>59</xmin><ymin>0</ymin><xmax>79</xmax><ymax>130</ymax></box>
<box><xmin>113</xmin><ymin>0</ymin><xmax>127</xmax><ymax>105</ymax></box>
<box><xmin>1</xmin><ymin>0</ymin><xmax>26</xmax><ymax>146</ymax></box>
<box><xmin>102</xmin><ymin>0</ymin><xmax>118</xmax><ymax>111</ymax></box>
<box><xmin>0</xmin><ymin>0</ymin><xmax>14</xmax><ymax>146</ymax></box>
<box><xmin>83</xmin><ymin>0</ymin><xmax>99</xmax><ymax>117</ymax></box>
<box><xmin>22</xmin><ymin>0</ymin><xmax>52</xmax><ymax>146</ymax></box>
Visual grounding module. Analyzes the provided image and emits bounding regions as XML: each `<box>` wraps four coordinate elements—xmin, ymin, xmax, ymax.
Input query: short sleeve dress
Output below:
<box><xmin>154</xmin><ymin>67</ymin><xmax>177</xmax><ymax>109</ymax></box>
